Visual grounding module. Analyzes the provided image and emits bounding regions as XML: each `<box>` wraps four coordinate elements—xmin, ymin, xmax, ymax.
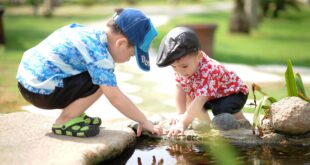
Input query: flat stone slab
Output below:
<box><xmin>0</xmin><ymin>112</ymin><xmax>136</xmax><ymax>165</ymax></box>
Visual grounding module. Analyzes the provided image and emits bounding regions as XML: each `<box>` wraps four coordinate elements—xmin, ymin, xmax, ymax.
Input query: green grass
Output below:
<box><xmin>4</xmin><ymin>15</ymin><xmax>106</xmax><ymax>51</ymax></box>
<box><xmin>0</xmin><ymin>12</ymin><xmax>107</xmax><ymax>113</ymax></box>
<box><xmin>153</xmin><ymin>8</ymin><xmax>310</xmax><ymax>67</ymax></box>
<box><xmin>1</xmin><ymin>4</ymin><xmax>309</xmax><ymax>113</ymax></box>
<box><xmin>0</xmin><ymin>49</ymin><xmax>27</xmax><ymax>113</ymax></box>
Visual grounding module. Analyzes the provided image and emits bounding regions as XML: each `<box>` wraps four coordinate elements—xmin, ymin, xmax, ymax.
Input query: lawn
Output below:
<box><xmin>0</xmin><ymin>3</ymin><xmax>309</xmax><ymax>114</ymax></box>
<box><xmin>0</xmin><ymin>12</ymin><xmax>109</xmax><ymax>113</ymax></box>
<box><xmin>153</xmin><ymin>8</ymin><xmax>310</xmax><ymax>67</ymax></box>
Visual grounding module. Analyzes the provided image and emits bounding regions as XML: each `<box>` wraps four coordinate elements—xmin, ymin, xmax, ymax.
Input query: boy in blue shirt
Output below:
<box><xmin>16</xmin><ymin>8</ymin><xmax>162</xmax><ymax>137</ymax></box>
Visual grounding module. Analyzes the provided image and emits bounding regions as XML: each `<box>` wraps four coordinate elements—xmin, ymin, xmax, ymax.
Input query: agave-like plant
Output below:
<box><xmin>252</xmin><ymin>59</ymin><xmax>309</xmax><ymax>136</ymax></box>
<box><xmin>251</xmin><ymin>84</ymin><xmax>277</xmax><ymax>136</ymax></box>
<box><xmin>285</xmin><ymin>59</ymin><xmax>298</xmax><ymax>97</ymax></box>
<box><xmin>285</xmin><ymin>59</ymin><xmax>310</xmax><ymax>102</ymax></box>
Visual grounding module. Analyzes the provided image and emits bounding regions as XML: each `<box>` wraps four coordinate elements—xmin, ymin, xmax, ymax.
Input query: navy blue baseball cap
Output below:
<box><xmin>113</xmin><ymin>8</ymin><xmax>158</xmax><ymax>71</ymax></box>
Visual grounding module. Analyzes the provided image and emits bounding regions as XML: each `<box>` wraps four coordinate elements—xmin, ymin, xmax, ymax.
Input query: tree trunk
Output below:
<box><xmin>260</xmin><ymin>0</ymin><xmax>269</xmax><ymax>17</ymax></box>
<box><xmin>10</xmin><ymin>0</ymin><xmax>25</xmax><ymax>5</ymax></box>
<box><xmin>229</xmin><ymin>0</ymin><xmax>250</xmax><ymax>34</ymax></box>
<box><xmin>0</xmin><ymin>7</ymin><xmax>5</xmax><ymax>45</ymax></box>
<box><xmin>32</xmin><ymin>0</ymin><xmax>40</xmax><ymax>16</ymax></box>
<box><xmin>245</xmin><ymin>0</ymin><xmax>259</xmax><ymax>28</ymax></box>
<box><xmin>272</xmin><ymin>0</ymin><xmax>285</xmax><ymax>18</ymax></box>
<box><xmin>43</xmin><ymin>0</ymin><xmax>54</xmax><ymax>17</ymax></box>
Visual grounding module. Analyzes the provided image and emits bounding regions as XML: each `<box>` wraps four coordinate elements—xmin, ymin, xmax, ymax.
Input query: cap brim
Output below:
<box><xmin>134</xmin><ymin>22</ymin><xmax>158</xmax><ymax>71</ymax></box>
<box><xmin>135</xmin><ymin>46</ymin><xmax>150</xmax><ymax>71</ymax></box>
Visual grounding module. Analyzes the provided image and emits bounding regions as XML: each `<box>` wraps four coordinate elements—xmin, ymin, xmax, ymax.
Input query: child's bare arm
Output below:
<box><xmin>170</xmin><ymin>85</ymin><xmax>187</xmax><ymax>125</ymax></box>
<box><xmin>100</xmin><ymin>85</ymin><xmax>162</xmax><ymax>136</ymax></box>
<box><xmin>182</xmin><ymin>96</ymin><xmax>208</xmax><ymax>126</ymax></box>
<box><xmin>168</xmin><ymin>96</ymin><xmax>208</xmax><ymax>137</ymax></box>
<box><xmin>175</xmin><ymin>85</ymin><xmax>187</xmax><ymax>114</ymax></box>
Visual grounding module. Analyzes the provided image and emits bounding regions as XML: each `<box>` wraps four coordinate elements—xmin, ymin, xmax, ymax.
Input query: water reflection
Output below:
<box><xmin>137</xmin><ymin>155</ymin><xmax>164</xmax><ymax>165</ymax></box>
<box><xmin>240</xmin><ymin>145</ymin><xmax>310</xmax><ymax>165</ymax></box>
<box><xmin>99</xmin><ymin>138</ymin><xmax>310</xmax><ymax>165</ymax></box>
<box><xmin>124</xmin><ymin>139</ymin><xmax>216</xmax><ymax>165</ymax></box>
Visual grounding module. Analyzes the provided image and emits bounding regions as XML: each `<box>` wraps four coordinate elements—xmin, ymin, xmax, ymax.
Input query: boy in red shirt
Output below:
<box><xmin>156</xmin><ymin>27</ymin><xmax>249</xmax><ymax>137</ymax></box>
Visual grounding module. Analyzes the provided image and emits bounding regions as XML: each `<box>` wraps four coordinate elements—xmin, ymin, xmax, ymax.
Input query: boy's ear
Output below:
<box><xmin>115</xmin><ymin>38</ymin><xmax>128</xmax><ymax>48</ymax></box>
<box><xmin>197</xmin><ymin>50</ymin><xmax>203</xmax><ymax>58</ymax></box>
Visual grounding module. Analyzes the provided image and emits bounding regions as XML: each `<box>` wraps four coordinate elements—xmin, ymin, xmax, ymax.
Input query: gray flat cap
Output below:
<box><xmin>156</xmin><ymin>27</ymin><xmax>200</xmax><ymax>67</ymax></box>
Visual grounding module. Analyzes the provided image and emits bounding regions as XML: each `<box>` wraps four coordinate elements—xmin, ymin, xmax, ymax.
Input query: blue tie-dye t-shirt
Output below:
<box><xmin>16</xmin><ymin>23</ymin><xmax>117</xmax><ymax>95</ymax></box>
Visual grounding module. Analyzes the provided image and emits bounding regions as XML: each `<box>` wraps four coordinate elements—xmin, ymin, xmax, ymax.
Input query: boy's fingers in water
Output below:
<box><xmin>153</xmin><ymin>125</ymin><xmax>163</xmax><ymax>136</ymax></box>
<box><xmin>136</xmin><ymin>124</ymin><xmax>143</xmax><ymax>137</ymax></box>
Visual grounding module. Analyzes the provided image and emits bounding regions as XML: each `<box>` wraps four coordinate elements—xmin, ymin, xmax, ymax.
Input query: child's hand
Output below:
<box><xmin>136</xmin><ymin>120</ymin><xmax>163</xmax><ymax>137</ymax></box>
<box><xmin>170</xmin><ymin>114</ymin><xmax>184</xmax><ymax>125</ymax></box>
<box><xmin>168</xmin><ymin>121</ymin><xmax>186</xmax><ymax>137</ymax></box>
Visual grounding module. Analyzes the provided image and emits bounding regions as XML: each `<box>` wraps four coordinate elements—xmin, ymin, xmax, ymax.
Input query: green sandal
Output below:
<box><xmin>81</xmin><ymin>113</ymin><xmax>102</xmax><ymax>126</ymax></box>
<box><xmin>52</xmin><ymin>117</ymin><xmax>99</xmax><ymax>137</ymax></box>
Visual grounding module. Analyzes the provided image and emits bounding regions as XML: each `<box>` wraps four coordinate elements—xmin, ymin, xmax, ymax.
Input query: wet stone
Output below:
<box><xmin>211</xmin><ymin>113</ymin><xmax>239</xmax><ymax>130</ymax></box>
<box><xmin>0</xmin><ymin>112</ymin><xmax>136</xmax><ymax>165</ymax></box>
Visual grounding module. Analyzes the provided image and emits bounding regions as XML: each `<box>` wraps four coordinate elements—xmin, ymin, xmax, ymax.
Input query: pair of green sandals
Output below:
<box><xmin>52</xmin><ymin>113</ymin><xmax>102</xmax><ymax>137</ymax></box>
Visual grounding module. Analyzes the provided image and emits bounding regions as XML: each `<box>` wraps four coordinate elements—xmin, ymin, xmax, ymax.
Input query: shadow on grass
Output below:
<box><xmin>265</xmin><ymin>35</ymin><xmax>310</xmax><ymax>43</ymax></box>
<box><xmin>3</xmin><ymin>15</ymin><xmax>105</xmax><ymax>51</ymax></box>
<box><xmin>5</xmin><ymin>29</ymin><xmax>50</xmax><ymax>51</ymax></box>
<box><xmin>214</xmin><ymin>51</ymin><xmax>310</xmax><ymax>67</ymax></box>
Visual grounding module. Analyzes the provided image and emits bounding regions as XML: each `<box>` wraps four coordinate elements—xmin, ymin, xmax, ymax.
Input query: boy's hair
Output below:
<box><xmin>156</xmin><ymin>27</ymin><xmax>200</xmax><ymax>67</ymax></box>
<box><xmin>107</xmin><ymin>8</ymin><xmax>133</xmax><ymax>46</ymax></box>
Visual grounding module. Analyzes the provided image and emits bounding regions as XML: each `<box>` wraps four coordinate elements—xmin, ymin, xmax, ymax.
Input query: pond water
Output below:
<box><xmin>100</xmin><ymin>139</ymin><xmax>310</xmax><ymax>165</ymax></box>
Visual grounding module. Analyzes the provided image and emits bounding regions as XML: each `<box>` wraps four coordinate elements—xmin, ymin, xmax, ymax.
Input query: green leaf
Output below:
<box><xmin>253</xmin><ymin>97</ymin><xmax>266</xmax><ymax>128</ymax></box>
<box><xmin>267</xmin><ymin>97</ymin><xmax>277</xmax><ymax>103</ymax></box>
<box><xmin>295</xmin><ymin>73</ymin><xmax>307</xmax><ymax>97</ymax></box>
<box><xmin>252</xmin><ymin>96</ymin><xmax>277</xmax><ymax>129</ymax></box>
<box><xmin>298</xmin><ymin>92</ymin><xmax>310</xmax><ymax>102</ymax></box>
<box><xmin>252</xmin><ymin>83</ymin><xmax>268</xmax><ymax>96</ymax></box>
<box><xmin>285</xmin><ymin>59</ymin><xmax>298</xmax><ymax>96</ymax></box>
<box><xmin>207</xmin><ymin>137</ymin><xmax>242</xmax><ymax>165</ymax></box>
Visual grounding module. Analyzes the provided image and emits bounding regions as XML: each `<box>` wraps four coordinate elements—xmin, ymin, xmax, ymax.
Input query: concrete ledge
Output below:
<box><xmin>0</xmin><ymin>112</ymin><xmax>136</xmax><ymax>165</ymax></box>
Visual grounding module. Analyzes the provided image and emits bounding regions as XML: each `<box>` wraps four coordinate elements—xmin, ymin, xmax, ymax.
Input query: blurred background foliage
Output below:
<box><xmin>0</xmin><ymin>2</ymin><xmax>308</xmax><ymax>165</ymax></box>
<box><xmin>0</xmin><ymin>0</ymin><xmax>309</xmax><ymax>113</ymax></box>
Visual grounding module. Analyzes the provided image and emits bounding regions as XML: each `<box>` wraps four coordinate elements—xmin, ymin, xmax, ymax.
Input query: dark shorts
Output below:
<box><xmin>203</xmin><ymin>92</ymin><xmax>248</xmax><ymax>116</ymax></box>
<box><xmin>18</xmin><ymin>72</ymin><xmax>99</xmax><ymax>109</ymax></box>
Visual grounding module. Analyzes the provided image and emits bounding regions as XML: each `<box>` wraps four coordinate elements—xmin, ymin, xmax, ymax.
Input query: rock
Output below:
<box><xmin>149</xmin><ymin>114</ymin><xmax>166</xmax><ymax>125</ymax></box>
<box><xmin>270</xmin><ymin>97</ymin><xmax>310</xmax><ymax>135</ymax></box>
<box><xmin>191</xmin><ymin>118</ymin><xmax>211</xmax><ymax>132</ymax></box>
<box><xmin>211</xmin><ymin>113</ymin><xmax>239</xmax><ymax>130</ymax></box>
<box><xmin>0</xmin><ymin>112</ymin><xmax>136</xmax><ymax>165</ymax></box>
<box><xmin>261</xmin><ymin>118</ymin><xmax>273</xmax><ymax>133</ymax></box>
<box><xmin>237</xmin><ymin>118</ymin><xmax>252</xmax><ymax>129</ymax></box>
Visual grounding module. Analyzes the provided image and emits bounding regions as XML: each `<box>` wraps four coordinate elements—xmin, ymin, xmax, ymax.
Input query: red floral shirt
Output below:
<box><xmin>175</xmin><ymin>54</ymin><xmax>248</xmax><ymax>100</ymax></box>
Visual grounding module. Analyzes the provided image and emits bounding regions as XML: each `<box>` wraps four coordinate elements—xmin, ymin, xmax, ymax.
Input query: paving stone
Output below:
<box><xmin>0</xmin><ymin>112</ymin><xmax>136</xmax><ymax>165</ymax></box>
